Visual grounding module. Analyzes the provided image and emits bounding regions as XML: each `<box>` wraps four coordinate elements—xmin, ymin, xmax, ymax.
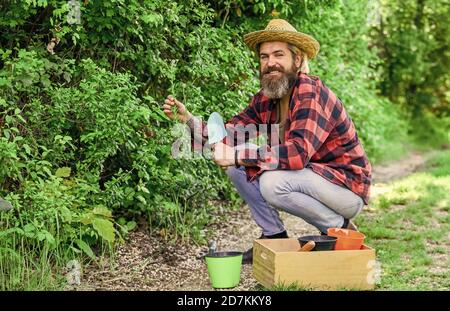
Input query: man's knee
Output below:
<box><xmin>259</xmin><ymin>170</ymin><xmax>288</xmax><ymax>206</ymax></box>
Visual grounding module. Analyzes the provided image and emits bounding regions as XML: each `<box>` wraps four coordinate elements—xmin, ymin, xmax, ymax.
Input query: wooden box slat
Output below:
<box><xmin>252</xmin><ymin>238</ymin><xmax>376</xmax><ymax>290</ymax></box>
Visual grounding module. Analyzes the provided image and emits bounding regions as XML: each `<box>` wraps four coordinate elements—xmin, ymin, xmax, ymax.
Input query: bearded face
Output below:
<box><xmin>258</xmin><ymin>41</ymin><xmax>301</xmax><ymax>99</ymax></box>
<box><xmin>260</xmin><ymin>62</ymin><xmax>298</xmax><ymax>99</ymax></box>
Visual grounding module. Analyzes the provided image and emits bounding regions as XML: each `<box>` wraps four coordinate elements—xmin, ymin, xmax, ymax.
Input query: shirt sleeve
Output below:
<box><xmin>186</xmin><ymin>97</ymin><xmax>261</xmax><ymax>152</ymax></box>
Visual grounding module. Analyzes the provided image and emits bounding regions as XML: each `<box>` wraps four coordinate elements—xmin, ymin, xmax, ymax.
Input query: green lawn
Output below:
<box><xmin>356</xmin><ymin>150</ymin><xmax>450</xmax><ymax>290</ymax></box>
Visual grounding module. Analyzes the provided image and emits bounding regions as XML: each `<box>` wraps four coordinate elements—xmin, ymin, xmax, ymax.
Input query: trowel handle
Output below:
<box><xmin>299</xmin><ymin>241</ymin><xmax>315</xmax><ymax>252</ymax></box>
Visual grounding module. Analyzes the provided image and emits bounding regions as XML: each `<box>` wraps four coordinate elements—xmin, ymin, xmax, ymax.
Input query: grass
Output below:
<box><xmin>0</xmin><ymin>238</ymin><xmax>69</xmax><ymax>290</ymax></box>
<box><xmin>0</xmin><ymin>207</ymin><xmax>113</xmax><ymax>290</ymax></box>
<box><xmin>0</xmin><ymin>230</ymin><xmax>115</xmax><ymax>290</ymax></box>
<box><xmin>354</xmin><ymin>150</ymin><xmax>450</xmax><ymax>290</ymax></box>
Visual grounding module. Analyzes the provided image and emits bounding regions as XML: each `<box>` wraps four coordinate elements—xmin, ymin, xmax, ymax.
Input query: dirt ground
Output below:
<box><xmin>75</xmin><ymin>151</ymin><xmax>431</xmax><ymax>291</ymax></box>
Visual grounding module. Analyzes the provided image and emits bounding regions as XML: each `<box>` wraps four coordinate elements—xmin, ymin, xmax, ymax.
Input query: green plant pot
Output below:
<box><xmin>205</xmin><ymin>251</ymin><xmax>243</xmax><ymax>289</ymax></box>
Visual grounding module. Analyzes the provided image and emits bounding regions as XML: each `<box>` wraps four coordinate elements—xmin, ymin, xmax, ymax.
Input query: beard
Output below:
<box><xmin>260</xmin><ymin>63</ymin><xmax>298</xmax><ymax>99</ymax></box>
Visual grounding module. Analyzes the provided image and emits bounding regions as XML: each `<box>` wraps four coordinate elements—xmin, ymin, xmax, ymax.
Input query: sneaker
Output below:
<box><xmin>242</xmin><ymin>230</ymin><xmax>288</xmax><ymax>265</ymax></box>
<box><xmin>241</xmin><ymin>247</ymin><xmax>254</xmax><ymax>265</ymax></box>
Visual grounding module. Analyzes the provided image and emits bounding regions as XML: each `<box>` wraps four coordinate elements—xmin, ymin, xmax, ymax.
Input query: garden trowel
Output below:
<box><xmin>207</xmin><ymin>112</ymin><xmax>227</xmax><ymax>145</ymax></box>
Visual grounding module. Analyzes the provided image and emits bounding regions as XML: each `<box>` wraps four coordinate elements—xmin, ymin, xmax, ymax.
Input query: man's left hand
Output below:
<box><xmin>213</xmin><ymin>142</ymin><xmax>235</xmax><ymax>167</ymax></box>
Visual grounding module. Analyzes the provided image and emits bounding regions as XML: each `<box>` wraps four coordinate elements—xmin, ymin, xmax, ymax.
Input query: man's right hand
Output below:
<box><xmin>162</xmin><ymin>95</ymin><xmax>192</xmax><ymax>123</ymax></box>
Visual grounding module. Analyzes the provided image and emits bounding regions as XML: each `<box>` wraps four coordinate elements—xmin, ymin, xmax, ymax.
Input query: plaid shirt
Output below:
<box><xmin>191</xmin><ymin>73</ymin><xmax>372</xmax><ymax>204</ymax></box>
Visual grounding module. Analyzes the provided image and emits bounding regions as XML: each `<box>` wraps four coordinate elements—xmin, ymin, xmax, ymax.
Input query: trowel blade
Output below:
<box><xmin>207</xmin><ymin>112</ymin><xmax>227</xmax><ymax>145</ymax></box>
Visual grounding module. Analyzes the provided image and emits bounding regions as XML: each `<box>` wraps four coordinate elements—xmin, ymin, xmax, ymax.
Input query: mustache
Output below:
<box><xmin>262</xmin><ymin>66</ymin><xmax>285</xmax><ymax>75</ymax></box>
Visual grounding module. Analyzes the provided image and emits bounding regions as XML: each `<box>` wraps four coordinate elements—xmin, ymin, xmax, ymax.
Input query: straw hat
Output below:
<box><xmin>244</xmin><ymin>19</ymin><xmax>320</xmax><ymax>59</ymax></box>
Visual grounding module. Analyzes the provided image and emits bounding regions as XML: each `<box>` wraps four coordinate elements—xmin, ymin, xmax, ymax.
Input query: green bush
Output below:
<box><xmin>372</xmin><ymin>0</ymin><xmax>450</xmax><ymax>131</ymax></box>
<box><xmin>0</xmin><ymin>0</ymin><xmax>254</xmax><ymax>289</ymax></box>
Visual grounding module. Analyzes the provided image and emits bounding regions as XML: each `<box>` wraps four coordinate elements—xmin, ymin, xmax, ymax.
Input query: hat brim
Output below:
<box><xmin>244</xmin><ymin>30</ymin><xmax>320</xmax><ymax>59</ymax></box>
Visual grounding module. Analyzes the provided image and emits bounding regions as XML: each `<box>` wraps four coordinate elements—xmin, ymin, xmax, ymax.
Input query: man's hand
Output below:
<box><xmin>162</xmin><ymin>95</ymin><xmax>192</xmax><ymax>123</ymax></box>
<box><xmin>213</xmin><ymin>142</ymin><xmax>235</xmax><ymax>168</ymax></box>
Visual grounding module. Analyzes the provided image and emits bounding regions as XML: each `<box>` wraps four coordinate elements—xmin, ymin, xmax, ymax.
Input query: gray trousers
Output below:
<box><xmin>226</xmin><ymin>166</ymin><xmax>364</xmax><ymax>235</ymax></box>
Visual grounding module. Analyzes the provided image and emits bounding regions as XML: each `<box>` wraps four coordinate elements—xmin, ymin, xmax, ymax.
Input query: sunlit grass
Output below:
<box><xmin>355</xmin><ymin>150</ymin><xmax>450</xmax><ymax>290</ymax></box>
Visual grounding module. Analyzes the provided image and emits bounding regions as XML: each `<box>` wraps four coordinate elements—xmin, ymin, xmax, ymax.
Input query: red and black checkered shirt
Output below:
<box><xmin>192</xmin><ymin>73</ymin><xmax>372</xmax><ymax>204</ymax></box>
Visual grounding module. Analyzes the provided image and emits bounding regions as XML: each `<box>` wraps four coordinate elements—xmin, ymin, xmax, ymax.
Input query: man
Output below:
<box><xmin>163</xmin><ymin>19</ymin><xmax>371</xmax><ymax>264</ymax></box>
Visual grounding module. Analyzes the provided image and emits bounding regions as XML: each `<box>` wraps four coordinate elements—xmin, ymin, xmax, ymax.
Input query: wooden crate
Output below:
<box><xmin>253</xmin><ymin>238</ymin><xmax>376</xmax><ymax>290</ymax></box>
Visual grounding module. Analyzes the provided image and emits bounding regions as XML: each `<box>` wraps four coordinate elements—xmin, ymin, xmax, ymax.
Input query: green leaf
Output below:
<box><xmin>36</xmin><ymin>230</ymin><xmax>55</xmax><ymax>246</ymax></box>
<box><xmin>141</xmin><ymin>13</ymin><xmax>163</xmax><ymax>26</ymax></box>
<box><xmin>0</xmin><ymin>78</ymin><xmax>9</xmax><ymax>87</ymax></box>
<box><xmin>79</xmin><ymin>215</ymin><xmax>92</xmax><ymax>225</ymax></box>
<box><xmin>22</xmin><ymin>144</ymin><xmax>32</xmax><ymax>155</ymax></box>
<box><xmin>76</xmin><ymin>239</ymin><xmax>97</xmax><ymax>260</ymax></box>
<box><xmin>92</xmin><ymin>218</ymin><xmax>115</xmax><ymax>242</ymax></box>
<box><xmin>60</xmin><ymin>206</ymin><xmax>73</xmax><ymax>222</ymax></box>
<box><xmin>55</xmin><ymin>167</ymin><xmax>71</xmax><ymax>178</ymax></box>
<box><xmin>42</xmin><ymin>166</ymin><xmax>52</xmax><ymax>177</ymax></box>
<box><xmin>138</xmin><ymin>183</ymin><xmax>150</xmax><ymax>194</ymax></box>
<box><xmin>17</xmin><ymin>74</ymin><xmax>33</xmax><ymax>86</ymax></box>
<box><xmin>136</xmin><ymin>195</ymin><xmax>146</xmax><ymax>204</ymax></box>
<box><xmin>0</xmin><ymin>227</ymin><xmax>24</xmax><ymax>238</ymax></box>
<box><xmin>163</xmin><ymin>201</ymin><xmax>179</xmax><ymax>212</ymax></box>
<box><xmin>126</xmin><ymin>221</ymin><xmax>137</xmax><ymax>231</ymax></box>
<box><xmin>92</xmin><ymin>205</ymin><xmax>112</xmax><ymax>218</ymax></box>
<box><xmin>23</xmin><ymin>223</ymin><xmax>35</xmax><ymax>238</ymax></box>
<box><xmin>70</xmin><ymin>245</ymin><xmax>82</xmax><ymax>254</ymax></box>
